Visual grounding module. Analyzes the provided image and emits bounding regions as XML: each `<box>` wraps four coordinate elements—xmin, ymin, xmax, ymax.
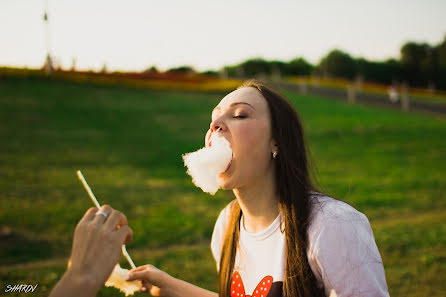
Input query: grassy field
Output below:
<box><xmin>0</xmin><ymin>77</ymin><xmax>445</xmax><ymax>297</ymax></box>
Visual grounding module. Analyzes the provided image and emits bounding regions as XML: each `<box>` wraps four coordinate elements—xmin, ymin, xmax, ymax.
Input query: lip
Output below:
<box><xmin>208</xmin><ymin>133</ymin><xmax>233</xmax><ymax>174</ymax></box>
<box><xmin>208</xmin><ymin>134</ymin><xmax>227</xmax><ymax>148</ymax></box>
<box><xmin>208</xmin><ymin>132</ymin><xmax>215</xmax><ymax>147</ymax></box>
<box><xmin>222</xmin><ymin>154</ymin><xmax>234</xmax><ymax>173</ymax></box>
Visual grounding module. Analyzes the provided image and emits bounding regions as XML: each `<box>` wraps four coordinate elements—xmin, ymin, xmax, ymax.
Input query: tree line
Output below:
<box><xmin>161</xmin><ymin>34</ymin><xmax>446</xmax><ymax>91</ymax></box>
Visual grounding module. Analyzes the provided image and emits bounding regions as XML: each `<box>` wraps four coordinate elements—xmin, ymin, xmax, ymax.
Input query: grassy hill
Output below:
<box><xmin>0</xmin><ymin>77</ymin><xmax>444</xmax><ymax>296</ymax></box>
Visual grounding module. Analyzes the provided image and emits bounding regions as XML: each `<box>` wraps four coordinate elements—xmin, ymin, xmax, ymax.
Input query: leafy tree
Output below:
<box><xmin>201</xmin><ymin>70</ymin><xmax>219</xmax><ymax>76</ymax></box>
<box><xmin>435</xmin><ymin>34</ymin><xmax>446</xmax><ymax>89</ymax></box>
<box><xmin>143</xmin><ymin>66</ymin><xmax>159</xmax><ymax>73</ymax></box>
<box><xmin>319</xmin><ymin>49</ymin><xmax>356</xmax><ymax>79</ymax></box>
<box><xmin>285</xmin><ymin>57</ymin><xmax>313</xmax><ymax>75</ymax></box>
<box><xmin>400</xmin><ymin>42</ymin><xmax>427</xmax><ymax>84</ymax></box>
<box><xmin>356</xmin><ymin>58</ymin><xmax>402</xmax><ymax>84</ymax></box>
<box><xmin>166</xmin><ymin>66</ymin><xmax>195</xmax><ymax>74</ymax></box>
<box><xmin>239</xmin><ymin>58</ymin><xmax>270</xmax><ymax>76</ymax></box>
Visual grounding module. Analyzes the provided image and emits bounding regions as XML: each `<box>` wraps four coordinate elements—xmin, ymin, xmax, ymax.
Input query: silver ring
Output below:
<box><xmin>95</xmin><ymin>211</ymin><xmax>108</xmax><ymax>218</ymax></box>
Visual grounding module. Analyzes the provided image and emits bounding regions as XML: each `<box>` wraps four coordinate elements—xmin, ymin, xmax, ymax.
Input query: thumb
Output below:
<box><xmin>127</xmin><ymin>267</ymin><xmax>161</xmax><ymax>286</ymax></box>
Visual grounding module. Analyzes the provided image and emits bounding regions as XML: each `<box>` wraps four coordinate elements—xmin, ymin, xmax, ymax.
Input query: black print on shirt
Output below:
<box><xmin>231</xmin><ymin>271</ymin><xmax>283</xmax><ymax>297</ymax></box>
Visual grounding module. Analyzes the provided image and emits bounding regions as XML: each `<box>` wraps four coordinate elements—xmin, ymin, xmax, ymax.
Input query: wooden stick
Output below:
<box><xmin>77</xmin><ymin>170</ymin><xmax>136</xmax><ymax>269</ymax></box>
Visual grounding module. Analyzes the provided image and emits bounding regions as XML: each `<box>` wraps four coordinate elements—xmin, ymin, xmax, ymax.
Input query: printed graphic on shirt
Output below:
<box><xmin>231</xmin><ymin>271</ymin><xmax>282</xmax><ymax>297</ymax></box>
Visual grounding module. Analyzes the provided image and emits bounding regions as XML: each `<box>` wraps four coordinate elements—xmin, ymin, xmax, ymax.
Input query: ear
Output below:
<box><xmin>270</xmin><ymin>139</ymin><xmax>278</xmax><ymax>154</ymax></box>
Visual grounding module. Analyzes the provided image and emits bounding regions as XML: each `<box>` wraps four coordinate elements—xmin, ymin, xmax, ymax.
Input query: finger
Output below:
<box><xmin>104</xmin><ymin>210</ymin><xmax>128</xmax><ymax>231</ymax></box>
<box><xmin>92</xmin><ymin>205</ymin><xmax>113</xmax><ymax>225</ymax></box>
<box><xmin>127</xmin><ymin>270</ymin><xmax>143</xmax><ymax>282</ymax></box>
<box><xmin>115</xmin><ymin>225</ymin><xmax>133</xmax><ymax>244</ymax></box>
<box><xmin>127</xmin><ymin>270</ymin><xmax>155</xmax><ymax>283</ymax></box>
<box><xmin>140</xmin><ymin>286</ymin><xmax>147</xmax><ymax>293</ymax></box>
<box><xmin>140</xmin><ymin>281</ymin><xmax>152</xmax><ymax>293</ymax></box>
<box><xmin>80</xmin><ymin>207</ymin><xmax>98</xmax><ymax>223</ymax></box>
<box><xmin>142</xmin><ymin>280</ymin><xmax>151</xmax><ymax>289</ymax></box>
<box><xmin>130</xmin><ymin>264</ymin><xmax>152</xmax><ymax>273</ymax></box>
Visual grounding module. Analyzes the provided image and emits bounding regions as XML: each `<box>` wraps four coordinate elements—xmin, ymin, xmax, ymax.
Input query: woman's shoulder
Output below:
<box><xmin>307</xmin><ymin>191</ymin><xmax>373</xmax><ymax>245</ymax></box>
<box><xmin>308</xmin><ymin>191</ymin><xmax>368</xmax><ymax>228</ymax></box>
<box><xmin>306</xmin><ymin>192</ymin><xmax>390</xmax><ymax>296</ymax></box>
<box><xmin>211</xmin><ymin>199</ymin><xmax>237</xmax><ymax>239</ymax></box>
<box><xmin>210</xmin><ymin>200</ymin><xmax>238</xmax><ymax>271</ymax></box>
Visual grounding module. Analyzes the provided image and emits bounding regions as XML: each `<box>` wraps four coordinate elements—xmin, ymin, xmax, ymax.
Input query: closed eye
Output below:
<box><xmin>233</xmin><ymin>115</ymin><xmax>247</xmax><ymax>119</ymax></box>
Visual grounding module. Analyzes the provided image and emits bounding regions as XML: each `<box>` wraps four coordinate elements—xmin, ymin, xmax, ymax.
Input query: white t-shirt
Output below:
<box><xmin>210</xmin><ymin>193</ymin><xmax>390</xmax><ymax>297</ymax></box>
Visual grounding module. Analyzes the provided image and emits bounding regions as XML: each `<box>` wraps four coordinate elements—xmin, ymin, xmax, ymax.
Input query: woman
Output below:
<box><xmin>128</xmin><ymin>80</ymin><xmax>390</xmax><ymax>297</ymax></box>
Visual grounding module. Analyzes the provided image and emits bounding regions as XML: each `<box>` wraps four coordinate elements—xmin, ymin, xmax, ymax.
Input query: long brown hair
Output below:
<box><xmin>218</xmin><ymin>80</ymin><xmax>326</xmax><ymax>297</ymax></box>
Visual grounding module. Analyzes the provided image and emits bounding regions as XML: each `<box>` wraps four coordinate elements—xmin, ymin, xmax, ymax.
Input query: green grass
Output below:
<box><xmin>0</xmin><ymin>77</ymin><xmax>445</xmax><ymax>296</ymax></box>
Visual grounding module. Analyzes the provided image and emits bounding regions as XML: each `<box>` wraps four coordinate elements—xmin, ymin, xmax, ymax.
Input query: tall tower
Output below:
<box><xmin>43</xmin><ymin>0</ymin><xmax>53</xmax><ymax>74</ymax></box>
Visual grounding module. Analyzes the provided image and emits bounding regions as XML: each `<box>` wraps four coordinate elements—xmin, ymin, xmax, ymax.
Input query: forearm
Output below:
<box><xmin>165</xmin><ymin>275</ymin><xmax>218</xmax><ymax>297</ymax></box>
<box><xmin>48</xmin><ymin>269</ymin><xmax>100</xmax><ymax>297</ymax></box>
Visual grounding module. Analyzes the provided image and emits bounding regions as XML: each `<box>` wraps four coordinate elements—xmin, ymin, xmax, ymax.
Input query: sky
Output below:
<box><xmin>1</xmin><ymin>0</ymin><xmax>445</xmax><ymax>72</ymax></box>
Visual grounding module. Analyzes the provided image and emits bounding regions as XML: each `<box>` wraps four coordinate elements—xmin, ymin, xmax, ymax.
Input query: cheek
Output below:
<box><xmin>236</xmin><ymin>122</ymin><xmax>270</xmax><ymax>156</ymax></box>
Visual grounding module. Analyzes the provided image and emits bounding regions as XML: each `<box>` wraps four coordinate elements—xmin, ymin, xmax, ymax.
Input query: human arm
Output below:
<box><xmin>127</xmin><ymin>265</ymin><xmax>218</xmax><ymax>297</ymax></box>
<box><xmin>126</xmin><ymin>204</ymin><xmax>230</xmax><ymax>297</ymax></box>
<box><xmin>49</xmin><ymin>205</ymin><xmax>133</xmax><ymax>297</ymax></box>
<box><xmin>126</xmin><ymin>204</ymin><xmax>227</xmax><ymax>297</ymax></box>
<box><xmin>48</xmin><ymin>268</ymin><xmax>99</xmax><ymax>297</ymax></box>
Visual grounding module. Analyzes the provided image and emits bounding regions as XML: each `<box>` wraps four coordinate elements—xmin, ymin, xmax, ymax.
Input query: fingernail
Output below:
<box><xmin>141</xmin><ymin>287</ymin><xmax>147</xmax><ymax>291</ymax></box>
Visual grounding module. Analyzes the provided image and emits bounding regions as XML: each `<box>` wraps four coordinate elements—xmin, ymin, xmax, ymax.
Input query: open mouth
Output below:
<box><xmin>223</xmin><ymin>153</ymin><xmax>234</xmax><ymax>173</ymax></box>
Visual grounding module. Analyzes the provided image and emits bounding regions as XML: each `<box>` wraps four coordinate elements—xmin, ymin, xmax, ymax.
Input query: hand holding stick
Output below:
<box><xmin>76</xmin><ymin>170</ymin><xmax>136</xmax><ymax>269</ymax></box>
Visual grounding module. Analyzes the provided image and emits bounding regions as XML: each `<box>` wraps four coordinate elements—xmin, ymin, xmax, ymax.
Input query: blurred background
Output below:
<box><xmin>0</xmin><ymin>1</ymin><xmax>445</xmax><ymax>296</ymax></box>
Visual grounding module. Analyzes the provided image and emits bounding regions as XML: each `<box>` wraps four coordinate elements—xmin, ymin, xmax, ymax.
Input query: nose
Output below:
<box><xmin>207</xmin><ymin>123</ymin><xmax>224</xmax><ymax>147</ymax></box>
<box><xmin>210</xmin><ymin>119</ymin><xmax>224</xmax><ymax>133</ymax></box>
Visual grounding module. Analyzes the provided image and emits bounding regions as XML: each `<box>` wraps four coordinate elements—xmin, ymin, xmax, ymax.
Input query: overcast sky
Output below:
<box><xmin>1</xmin><ymin>0</ymin><xmax>445</xmax><ymax>72</ymax></box>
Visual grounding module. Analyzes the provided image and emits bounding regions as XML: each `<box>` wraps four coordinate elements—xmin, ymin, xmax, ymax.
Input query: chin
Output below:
<box><xmin>219</xmin><ymin>180</ymin><xmax>233</xmax><ymax>190</ymax></box>
<box><xmin>220</xmin><ymin>183</ymin><xmax>234</xmax><ymax>191</ymax></box>
<box><xmin>218</xmin><ymin>175</ymin><xmax>236</xmax><ymax>190</ymax></box>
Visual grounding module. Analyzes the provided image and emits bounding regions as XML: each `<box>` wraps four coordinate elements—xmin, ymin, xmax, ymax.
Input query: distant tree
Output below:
<box><xmin>284</xmin><ymin>58</ymin><xmax>313</xmax><ymax>76</ymax></box>
<box><xmin>319</xmin><ymin>49</ymin><xmax>356</xmax><ymax>79</ymax></box>
<box><xmin>101</xmin><ymin>63</ymin><xmax>108</xmax><ymax>74</ymax></box>
<box><xmin>143</xmin><ymin>66</ymin><xmax>159</xmax><ymax>73</ymax></box>
<box><xmin>222</xmin><ymin>65</ymin><xmax>239</xmax><ymax>77</ymax></box>
<box><xmin>201</xmin><ymin>70</ymin><xmax>219</xmax><ymax>76</ymax></box>
<box><xmin>222</xmin><ymin>57</ymin><xmax>313</xmax><ymax>78</ymax></box>
<box><xmin>167</xmin><ymin>66</ymin><xmax>195</xmax><ymax>74</ymax></box>
<box><xmin>269</xmin><ymin>60</ymin><xmax>287</xmax><ymax>75</ymax></box>
<box><xmin>400</xmin><ymin>42</ymin><xmax>430</xmax><ymax>85</ymax></box>
<box><xmin>436</xmin><ymin>34</ymin><xmax>446</xmax><ymax>89</ymax></box>
<box><xmin>71</xmin><ymin>57</ymin><xmax>76</xmax><ymax>72</ymax></box>
<box><xmin>356</xmin><ymin>58</ymin><xmax>402</xmax><ymax>84</ymax></box>
<box><xmin>239</xmin><ymin>58</ymin><xmax>270</xmax><ymax>77</ymax></box>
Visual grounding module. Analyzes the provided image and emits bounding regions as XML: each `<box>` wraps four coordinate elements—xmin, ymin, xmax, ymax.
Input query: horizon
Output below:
<box><xmin>1</xmin><ymin>0</ymin><xmax>445</xmax><ymax>72</ymax></box>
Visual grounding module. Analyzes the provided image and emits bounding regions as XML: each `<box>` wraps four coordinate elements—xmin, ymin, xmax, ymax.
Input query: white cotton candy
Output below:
<box><xmin>182</xmin><ymin>133</ymin><xmax>232</xmax><ymax>195</ymax></box>
<box><xmin>105</xmin><ymin>264</ymin><xmax>142</xmax><ymax>296</ymax></box>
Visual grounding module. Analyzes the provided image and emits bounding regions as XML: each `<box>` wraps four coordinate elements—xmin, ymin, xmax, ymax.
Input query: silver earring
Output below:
<box><xmin>273</xmin><ymin>151</ymin><xmax>278</xmax><ymax>158</ymax></box>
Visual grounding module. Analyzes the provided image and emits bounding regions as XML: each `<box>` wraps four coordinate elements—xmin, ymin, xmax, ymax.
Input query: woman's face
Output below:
<box><xmin>205</xmin><ymin>87</ymin><xmax>276</xmax><ymax>190</ymax></box>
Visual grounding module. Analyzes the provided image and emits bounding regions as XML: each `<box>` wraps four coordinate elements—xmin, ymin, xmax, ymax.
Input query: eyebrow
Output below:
<box><xmin>212</xmin><ymin>102</ymin><xmax>256</xmax><ymax>112</ymax></box>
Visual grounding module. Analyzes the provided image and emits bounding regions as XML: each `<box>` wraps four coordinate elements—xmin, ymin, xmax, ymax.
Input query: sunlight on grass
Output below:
<box><xmin>0</xmin><ymin>77</ymin><xmax>445</xmax><ymax>296</ymax></box>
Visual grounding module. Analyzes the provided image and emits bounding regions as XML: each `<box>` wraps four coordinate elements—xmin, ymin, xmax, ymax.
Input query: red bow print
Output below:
<box><xmin>231</xmin><ymin>271</ymin><xmax>273</xmax><ymax>297</ymax></box>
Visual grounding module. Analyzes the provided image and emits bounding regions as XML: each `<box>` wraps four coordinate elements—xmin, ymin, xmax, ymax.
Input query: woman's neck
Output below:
<box><xmin>233</xmin><ymin>171</ymin><xmax>279</xmax><ymax>233</ymax></box>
